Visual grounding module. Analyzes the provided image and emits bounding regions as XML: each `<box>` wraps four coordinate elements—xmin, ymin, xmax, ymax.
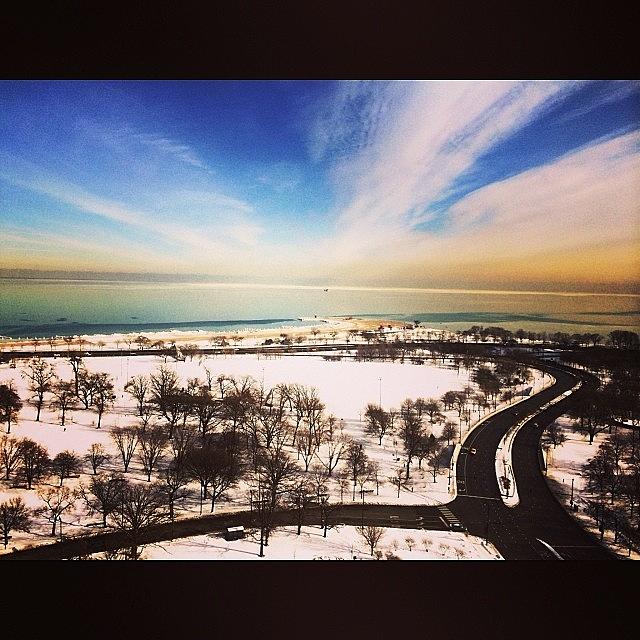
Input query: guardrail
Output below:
<box><xmin>496</xmin><ymin>377</ymin><xmax>581</xmax><ymax>507</ymax></box>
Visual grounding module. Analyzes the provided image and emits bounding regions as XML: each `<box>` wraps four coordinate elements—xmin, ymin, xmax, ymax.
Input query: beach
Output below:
<box><xmin>0</xmin><ymin>316</ymin><xmax>430</xmax><ymax>352</ymax></box>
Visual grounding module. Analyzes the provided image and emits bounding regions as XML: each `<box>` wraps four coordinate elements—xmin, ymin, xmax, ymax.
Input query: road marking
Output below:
<box><xmin>535</xmin><ymin>538</ymin><xmax>564</xmax><ymax>560</ymax></box>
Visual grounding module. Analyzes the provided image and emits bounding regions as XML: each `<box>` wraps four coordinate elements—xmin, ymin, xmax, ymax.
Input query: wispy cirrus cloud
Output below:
<box><xmin>309</xmin><ymin>128</ymin><xmax>640</xmax><ymax>289</ymax></box>
<box><xmin>285</xmin><ymin>81</ymin><xmax>639</xmax><ymax>289</ymax></box>
<box><xmin>329</xmin><ymin>81</ymin><xmax>576</xmax><ymax>238</ymax></box>
<box><xmin>79</xmin><ymin>120</ymin><xmax>210</xmax><ymax>171</ymax></box>
<box><xmin>307</xmin><ymin>81</ymin><xmax>410</xmax><ymax>162</ymax></box>
<box><xmin>0</xmin><ymin>155</ymin><xmax>265</xmax><ymax>262</ymax></box>
<box><xmin>444</xmin><ymin>129</ymin><xmax>640</xmax><ymax>251</ymax></box>
<box><xmin>131</xmin><ymin>131</ymin><xmax>208</xmax><ymax>169</ymax></box>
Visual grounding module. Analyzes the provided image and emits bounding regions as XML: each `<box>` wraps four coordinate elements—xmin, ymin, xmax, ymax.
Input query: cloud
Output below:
<box><xmin>319</xmin><ymin>130</ymin><xmax>640</xmax><ymax>289</ymax></box>
<box><xmin>131</xmin><ymin>132</ymin><xmax>207</xmax><ymax>169</ymax></box>
<box><xmin>255</xmin><ymin>162</ymin><xmax>301</xmax><ymax>192</ymax></box>
<box><xmin>444</xmin><ymin>130</ymin><xmax>640</xmax><ymax>252</ymax></box>
<box><xmin>307</xmin><ymin>81</ymin><xmax>409</xmax><ymax>162</ymax></box>
<box><xmin>0</xmin><ymin>156</ymin><xmax>265</xmax><ymax>265</ymax></box>
<box><xmin>79</xmin><ymin>120</ymin><xmax>209</xmax><ymax>171</ymax></box>
<box><xmin>292</xmin><ymin>82</ymin><xmax>639</xmax><ymax>289</ymax></box>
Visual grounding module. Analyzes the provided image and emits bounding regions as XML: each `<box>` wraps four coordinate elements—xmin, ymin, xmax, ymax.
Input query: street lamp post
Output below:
<box><xmin>318</xmin><ymin>492</ymin><xmax>329</xmax><ymax>537</ymax></box>
<box><xmin>378</xmin><ymin>377</ymin><xmax>382</xmax><ymax>407</ymax></box>
<box><xmin>570</xmin><ymin>478</ymin><xmax>574</xmax><ymax>506</ymax></box>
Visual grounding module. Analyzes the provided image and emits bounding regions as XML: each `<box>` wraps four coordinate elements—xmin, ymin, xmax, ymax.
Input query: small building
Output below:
<box><xmin>224</xmin><ymin>526</ymin><xmax>245</xmax><ymax>541</ymax></box>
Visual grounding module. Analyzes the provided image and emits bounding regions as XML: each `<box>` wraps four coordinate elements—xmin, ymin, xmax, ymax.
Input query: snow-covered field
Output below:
<box><xmin>139</xmin><ymin>524</ymin><xmax>502</xmax><ymax>560</ymax></box>
<box><xmin>544</xmin><ymin>416</ymin><xmax>639</xmax><ymax>560</ymax></box>
<box><xmin>0</xmin><ymin>351</ymin><xmax>540</xmax><ymax>556</ymax></box>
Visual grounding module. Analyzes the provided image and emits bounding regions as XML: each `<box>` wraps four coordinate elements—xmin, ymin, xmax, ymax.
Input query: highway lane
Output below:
<box><xmin>448</xmin><ymin>364</ymin><xmax>616</xmax><ymax>560</ymax></box>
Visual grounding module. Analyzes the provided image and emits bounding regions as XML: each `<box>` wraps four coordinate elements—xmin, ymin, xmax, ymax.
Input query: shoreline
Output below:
<box><xmin>0</xmin><ymin>316</ymin><xmax>436</xmax><ymax>351</ymax></box>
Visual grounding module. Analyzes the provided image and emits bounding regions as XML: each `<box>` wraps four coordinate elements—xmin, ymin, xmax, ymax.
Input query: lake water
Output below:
<box><xmin>0</xmin><ymin>278</ymin><xmax>638</xmax><ymax>339</ymax></box>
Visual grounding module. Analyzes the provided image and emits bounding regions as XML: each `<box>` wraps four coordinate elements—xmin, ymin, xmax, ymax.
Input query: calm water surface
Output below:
<box><xmin>0</xmin><ymin>278</ymin><xmax>638</xmax><ymax>338</ymax></box>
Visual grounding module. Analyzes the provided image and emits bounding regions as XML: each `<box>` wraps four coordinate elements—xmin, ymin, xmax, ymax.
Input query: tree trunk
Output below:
<box><xmin>51</xmin><ymin>518</ymin><xmax>57</xmax><ymax>536</ymax></box>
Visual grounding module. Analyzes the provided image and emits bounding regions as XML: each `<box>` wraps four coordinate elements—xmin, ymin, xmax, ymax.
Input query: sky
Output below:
<box><xmin>1</xmin><ymin>80</ymin><xmax>639</xmax><ymax>292</ymax></box>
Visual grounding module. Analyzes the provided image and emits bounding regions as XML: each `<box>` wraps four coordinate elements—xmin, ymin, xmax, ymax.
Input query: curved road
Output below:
<box><xmin>447</xmin><ymin>363</ymin><xmax>615</xmax><ymax>560</ymax></box>
<box><xmin>2</xmin><ymin>358</ymin><xmax>616</xmax><ymax>560</ymax></box>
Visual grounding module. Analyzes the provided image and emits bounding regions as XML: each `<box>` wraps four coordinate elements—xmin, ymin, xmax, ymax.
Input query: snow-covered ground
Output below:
<box><xmin>544</xmin><ymin>416</ymin><xmax>639</xmax><ymax>560</ymax></box>
<box><xmin>139</xmin><ymin>524</ymin><xmax>502</xmax><ymax>560</ymax></box>
<box><xmin>0</xmin><ymin>351</ymin><xmax>540</xmax><ymax>556</ymax></box>
<box><xmin>0</xmin><ymin>317</ymin><xmax>428</xmax><ymax>352</ymax></box>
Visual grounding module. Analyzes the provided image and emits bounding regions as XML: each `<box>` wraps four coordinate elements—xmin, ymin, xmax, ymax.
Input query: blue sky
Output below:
<box><xmin>1</xmin><ymin>80</ymin><xmax>638</xmax><ymax>291</ymax></box>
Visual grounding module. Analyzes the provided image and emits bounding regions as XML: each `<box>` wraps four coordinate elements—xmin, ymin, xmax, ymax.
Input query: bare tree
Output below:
<box><xmin>389</xmin><ymin>466</ymin><xmax>405</xmax><ymax>498</ymax></box>
<box><xmin>137</xmin><ymin>424</ymin><xmax>169</xmax><ymax>482</ymax></box>
<box><xmin>113</xmin><ymin>481</ymin><xmax>167</xmax><ymax>560</ymax></box>
<box><xmin>186</xmin><ymin>386</ymin><xmax>218</xmax><ymax>440</ymax></box>
<box><xmin>257</xmin><ymin>447</ymin><xmax>299</xmax><ymax>517</ymax></box>
<box><xmin>76</xmin><ymin>369</ymin><xmax>96</xmax><ymax>409</ymax></box>
<box><xmin>18</xmin><ymin>438</ymin><xmax>50</xmax><ymax>489</ymax></box>
<box><xmin>68</xmin><ymin>355</ymin><xmax>84</xmax><ymax>395</ymax></box>
<box><xmin>21</xmin><ymin>358</ymin><xmax>56</xmax><ymax>421</ymax></box>
<box><xmin>49</xmin><ymin>380</ymin><xmax>77</xmax><ymax>426</ymax></box>
<box><xmin>168</xmin><ymin>422</ymin><xmax>198</xmax><ymax>468</ymax></box>
<box><xmin>0</xmin><ymin>383</ymin><xmax>22</xmax><ymax>433</ymax></box>
<box><xmin>309</xmin><ymin>463</ymin><xmax>330</xmax><ymax>501</ymax></box>
<box><xmin>364</xmin><ymin>404</ymin><xmax>393</xmax><ymax>445</ymax></box>
<box><xmin>427</xmin><ymin>443</ymin><xmax>445</xmax><ymax>483</ymax></box>
<box><xmin>91</xmin><ymin>373</ymin><xmax>115</xmax><ymax>428</ymax></box>
<box><xmin>51</xmin><ymin>450</ymin><xmax>82</xmax><ymax>485</ymax></box>
<box><xmin>110</xmin><ymin>426</ymin><xmax>139</xmax><ymax>472</ymax></box>
<box><xmin>296</xmin><ymin>428</ymin><xmax>318</xmax><ymax>472</ymax></box>
<box><xmin>84</xmin><ymin>443</ymin><xmax>111</xmax><ymax>475</ymax></box>
<box><xmin>544</xmin><ymin>422</ymin><xmax>567</xmax><ymax>448</ymax></box>
<box><xmin>125</xmin><ymin>375</ymin><xmax>150</xmax><ymax>417</ymax></box>
<box><xmin>405</xmin><ymin>536</ymin><xmax>415</xmax><ymax>551</ymax></box>
<box><xmin>37</xmin><ymin>485</ymin><xmax>76</xmax><ymax>538</ymax></box>
<box><xmin>158</xmin><ymin>462</ymin><xmax>191</xmax><ymax>522</ymax></box>
<box><xmin>357</xmin><ymin>525</ymin><xmax>385</xmax><ymax>556</ymax></box>
<box><xmin>0</xmin><ymin>434</ymin><xmax>22</xmax><ymax>481</ymax></box>
<box><xmin>571</xmin><ymin>392</ymin><xmax>611</xmax><ymax>444</ymax></box>
<box><xmin>315</xmin><ymin>417</ymin><xmax>348</xmax><ymax>476</ymax></box>
<box><xmin>441</xmin><ymin>421</ymin><xmax>457</xmax><ymax>446</ymax></box>
<box><xmin>288</xmin><ymin>476</ymin><xmax>315</xmax><ymax>534</ymax></box>
<box><xmin>78</xmin><ymin>472</ymin><xmax>126</xmax><ymax>527</ymax></box>
<box><xmin>337</xmin><ymin>471</ymin><xmax>350</xmax><ymax>503</ymax></box>
<box><xmin>149</xmin><ymin>365</ymin><xmax>181</xmax><ymax>426</ymax></box>
<box><xmin>344</xmin><ymin>441</ymin><xmax>368</xmax><ymax>500</ymax></box>
<box><xmin>0</xmin><ymin>497</ymin><xmax>33</xmax><ymax>548</ymax></box>
<box><xmin>368</xmin><ymin>461</ymin><xmax>383</xmax><ymax>495</ymax></box>
<box><xmin>399</xmin><ymin>399</ymin><xmax>425</xmax><ymax>480</ymax></box>
<box><xmin>419</xmin><ymin>398</ymin><xmax>444</xmax><ymax>425</ymax></box>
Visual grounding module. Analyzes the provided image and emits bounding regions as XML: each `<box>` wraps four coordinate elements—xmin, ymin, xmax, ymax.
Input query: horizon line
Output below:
<box><xmin>1</xmin><ymin>273</ymin><xmax>639</xmax><ymax>298</ymax></box>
